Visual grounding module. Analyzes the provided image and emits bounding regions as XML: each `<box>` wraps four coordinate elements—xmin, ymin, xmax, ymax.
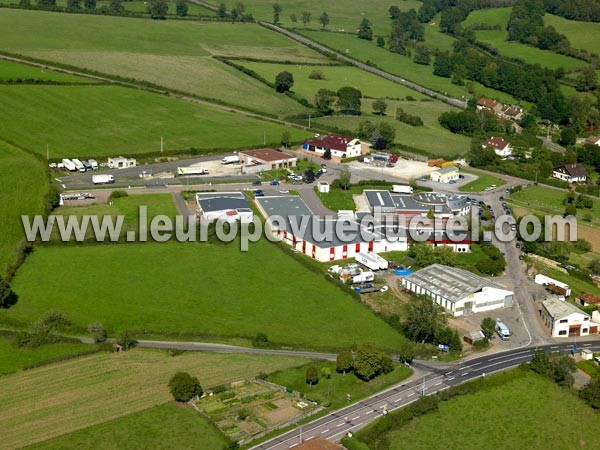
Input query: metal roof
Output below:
<box><xmin>403</xmin><ymin>264</ymin><xmax>509</xmax><ymax>303</ymax></box>
<box><xmin>196</xmin><ymin>192</ymin><xmax>249</xmax><ymax>213</ymax></box>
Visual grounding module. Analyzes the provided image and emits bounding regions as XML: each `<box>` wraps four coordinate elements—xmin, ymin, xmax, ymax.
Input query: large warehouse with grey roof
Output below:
<box><xmin>401</xmin><ymin>264</ymin><xmax>514</xmax><ymax>317</ymax></box>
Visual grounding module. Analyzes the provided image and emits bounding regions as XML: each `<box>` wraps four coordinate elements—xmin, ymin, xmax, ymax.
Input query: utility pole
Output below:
<box><xmin>394</xmin><ymin>104</ymin><xmax>397</xmax><ymax>119</ymax></box>
<box><xmin>46</xmin><ymin>144</ymin><xmax>49</xmax><ymax>161</ymax></box>
<box><xmin>160</xmin><ymin>136</ymin><xmax>164</xmax><ymax>153</ymax></box>
<box><xmin>308</xmin><ymin>113</ymin><xmax>311</xmax><ymax>129</ymax></box>
<box><xmin>263</xmin><ymin>131</ymin><xmax>266</xmax><ymax>145</ymax></box>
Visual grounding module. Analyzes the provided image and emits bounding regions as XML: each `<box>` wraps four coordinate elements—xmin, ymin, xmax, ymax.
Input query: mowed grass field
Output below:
<box><xmin>0</xmin><ymin>142</ymin><xmax>48</xmax><ymax>274</ymax></box>
<box><xmin>314</xmin><ymin>99</ymin><xmax>472</xmax><ymax>157</ymax></box>
<box><xmin>207</xmin><ymin>0</ymin><xmax>422</xmax><ymax>35</ymax></box>
<box><xmin>240</xmin><ymin>61</ymin><xmax>427</xmax><ymax>101</ymax></box>
<box><xmin>0</xmin><ymin>349</ymin><xmax>307</xmax><ymax>448</ymax></box>
<box><xmin>299</xmin><ymin>29</ymin><xmax>519</xmax><ymax>103</ymax></box>
<box><xmin>0</xmin><ymin>58</ymin><xmax>90</xmax><ymax>83</ymax></box>
<box><xmin>7</xmin><ymin>241</ymin><xmax>405</xmax><ymax>349</ymax></box>
<box><xmin>458</xmin><ymin>170</ymin><xmax>505</xmax><ymax>193</ymax></box>
<box><xmin>379</xmin><ymin>372</ymin><xmax>600</xmax><ymax>449</ymax></box>
<box><xmin>0</xmin><ymin>85</ymin><xmax>310</xmax><ymax>158</ymax></box>
<box><xmin>0</xmin><ymin>9</ymin><xmax>324</xmax><ymax>115</ymax></box>
<box><xmin>463</xmin><ymin>8</ymin><xmax>587</xmax><ymax>70</ymax></box>
<box><xmin>0</xmin><ymin>337</ymin><xmax>92</xmax><ymax>375</ymax></box>
<box><xmin>32</xmin><ymin>402</ymin><xmax>229</xmax><ymax>450</ymax></box>
<box><xmin>544</xmin><ymin>14</ymin><xmax>600</xmax><ymax>52</ymax></box>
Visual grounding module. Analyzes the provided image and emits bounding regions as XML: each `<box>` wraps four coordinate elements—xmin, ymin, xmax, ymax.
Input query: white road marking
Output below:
<box><xmin>407</xmin><ymin>392</ymin><xmax>415</xmax><ymax>397</ymax></box>
<box><xmin>447</xmin><ymin>377</ymin><xmax>455</xmax><ymax>381</ymax></box>
<box><xmin>351</xmin><ymin>416</ymin><xmax>360</xmax><ymax>421</ymax></box>
<box><xmin>366</xmin><ymin>410</ymin><xmax>373</xmax><ymax>415</ymax></box>
<box><xmin>434</xmin><ymin>381</ymin><xmax>442</xmax><ymax>386</ymax></box>
<box><xmin>462</xmin><ymin>372</ymin><xmax>470</xmax><ymax>377</ymax></box>
<box><xmin>394</xmin><ymin>398</ymin><xmax>402</xmax><ymax>403</ymax></box>
<box><xmin>550</xmin><ymin>346</ymin><xmax>559</xmax><ymax>349</ymax></box>
<box><xmin>336</xmin><ymin>422</ymin><xmax>344</xmax><ymax>428</ymax></box>
<box><xmin>321</xmin><ymin>429</ymin><xmax>329</xmax><ymax>434</ymax></box>
<box><xmin>290</xmin><ymin>444</ymin><xmax>298</xmax><ymax>448</ymax></box>
<box><xmin>471</xmin><ymin>362</ymin><xmax>481</xmax><ymax>366</ymax></box>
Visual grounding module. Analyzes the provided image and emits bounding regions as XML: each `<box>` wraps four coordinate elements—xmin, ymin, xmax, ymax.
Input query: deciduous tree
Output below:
<box><xmin>168</xmin><ymin>372</ymin><xmax>202</xmax><ymax>402</ymax></box>
<box><xmin>301</xmin><ymin>11</ymin><xmax>311</xmax><ymax>27</ymax></box>
<box><xmin>336</xmin><ymin>351</ymin><xmax>353</xmax><ymax>374</ymax></box>
<box><xmin>481</xmin><ymin>317</ymin><xmax>496</xmax><ymax>341</ymax></box>
<box><xmin>274</xmin><ymin>71</ymin><xmax>294</xmax><ymax>93</ymax></box>
<box><xmin>319</xmin><ymin>11</ymin><xmax>330</xmax><ymax>29</ymax></box>
<box><xmin>372</xmin><ymin>98</ymin><xmax>388</xmax><ymax>116</ymax></box>
<box><xmin>306</xmin><ymin>366</ymin><xmax>319</xmax><ymax>385</ymax></box>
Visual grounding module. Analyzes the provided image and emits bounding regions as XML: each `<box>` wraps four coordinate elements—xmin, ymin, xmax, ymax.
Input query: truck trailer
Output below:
<box><xmin>177</xmin><ymin>167</ymin><xmax>209</xmax><ymax>176</ymax></box>
<box><xmin>392</xmin><ymin>184</ymin><xmax>413</xmax><ymax>194</ymax></box>
<box><xmin>534</xmin><ymin>274</ymin><xmax>571</xmax><ymax>297</ymax></box>
<box><xmin>355</xmin><ymin>252</ymin><xmax>389</xmax><ymax>271</ymax></box>
<box><xmin>62</xmin><ymin>159</ymin><xmax>77</xmax><ymax>172</ymax></box>
<box><xmin>221</xmin><ymin>155</ymin><xmax>240</xmax><ymax>165</ymax></box>
<box><xmin>72</xmin><ymin>159</ymin><xmax>86</xmax><ymax>172</ymax></box>
<box><xmin>88</xmin><ymin>159</ymin><xmax>99</xmax><ymax>171</ymax></box>
<box><xmin>92</xmin><ymin>174</ymin><xmax>115</xmax><ymax>185</ymax></box>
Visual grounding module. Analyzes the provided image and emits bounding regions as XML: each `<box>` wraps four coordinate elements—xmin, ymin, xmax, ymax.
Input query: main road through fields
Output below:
<box><xmin>251</xmin><ymin>341</ymin><xmax>600</xmax><ymax>449</ymax></box>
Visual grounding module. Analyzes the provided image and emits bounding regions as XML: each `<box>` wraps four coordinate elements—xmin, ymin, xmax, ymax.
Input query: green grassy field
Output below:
<box><xmin>0</xmin><ymin>9</ymin><xmax>324</xmax><ymax>115</ymax></box>
<box><xmin>0</xmin><ymin>336</ymin><xmax>92</xmax><ymax>375</ymax></box>
<box><xmin>314</xmin><ymin>98</ymin><xmax>471</xmax><ymax>157</ymax></box>
<box><xmin>240</xmin><ymin>61</ymin><xmax>427</xmax><ymax>101</ymax></box>
<box><xmin>298</xmin><ymin>29</ymin><xmax>519</xmax><ymax>103</ymax></box>
<box><xmin>206</xmin><ymin>0</ymin><xmax>422</xmax><ymax>35</ymax></box>
<box><xmin>544</xmin><ymin>14</ymin><xmax>600</xmax><ymax>52</ymax></box>
<box><xmin>0</xmin><ymin>58</ymin><xmax>90</xmax><ymax>83</ymax></box>
<box><xmin>7</xmin><ymin>240</ymin><xmax>405</xmax><ymax>349</ymax></box>
<box><xmin>48</xmin><ymin>194</ymin><xmax>178</xmax><ymax>242</ymax></box>
<box><xmin>0</xmin><ymin>142</ymin><xmax>48</xmax><ymax>274</ymax></box>
<box><xmin>0</xmin><ymin>84</ymin><xmax>310</xmax><ymax>158</ymax></box>
<box><xmin>577</xmin><ymin>359</ymin><xmax>600</xmax><ymax>377</ymax></box>
<box><xmin>364</xmin><ymin>371</ymin><xmax>600</xmax><ymax>449</ymax></box>
<box><xmin>508</xmin><ymin>185</ymin><xmax>600</xmax><ymax>222</ymax></box>
<box><xmin>32</xmin><ymin>402</ymin><xmax>229</xmax><ymax>450</ymax></box>
<box><xmin>0</xmin><ymin>349</ymin><xmax>307</xmax><ymax>448</ymax></box>
<box><xmin>463</xmin><ymin>8</ymin><xmax>587</xmax><ymax>70</ymax></box>
<box><xmin>269</xmin><ymin>360</ymin><xmax>412</xmax><ymax>409</ymax></box>
<box><xmin>458</xmin><ymin>170</ymin><xmax>505</xmax><ymax>193</ymax></box>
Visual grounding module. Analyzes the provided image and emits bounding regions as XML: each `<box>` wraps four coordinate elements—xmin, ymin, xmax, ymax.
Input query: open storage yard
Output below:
<box><xmin>0</xmin><ymin>348</ymin><xmax>307</xmax><ymax>448</ymax></box>
<box><xmin>7</xmin><ymin>240</ymin><xmax>405</xmax><ymax>349</ymax></box>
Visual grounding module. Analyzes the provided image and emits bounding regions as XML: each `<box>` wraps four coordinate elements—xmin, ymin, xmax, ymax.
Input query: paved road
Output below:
<box><xmin>538</xmin><ymin>136</ymin><xmax>566</xmax><ymax>153</ymax></box>
<box><xmin>252</xmin><ymin>341</ymin><xmax>600</xmax><ymax>449</ymax></box>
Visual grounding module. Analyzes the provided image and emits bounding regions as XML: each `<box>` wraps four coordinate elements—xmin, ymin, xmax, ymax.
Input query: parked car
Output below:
<box><xmin>279</xmin><ymin>189</ymin><xmax>290</xmax><ymax>194</ymax></box>
<box><xmin>380</xmin><ymin>286</ymin><xmax>389</xmax><ymax>293</ymax></box>
<box><xmin>253</xmin><ymin>189</ymin><xmax>264</xmax><ymax>197</ymax></box>
<box><xmin>269</xmin><ymin>180</ymin><xmax>280</xmax><ymax>186</ymax></box>
<box><xmin>252</xmin><ymin>180</ymin><xmax>262</xmax><ymax>186</ymax></box>
<box><xmin>449</xmin><ymin>180</ymin><xmax>457</xmax><ymax>184</ymax></box>
<box><xmin>321</xmin><ymin>164</ymin><xmax>327</xmax><ymax>173</ymax></box>
<box><xmin>519</xmin><ymin>255</ymin><xmax>524</xmax><ymax>260</ymax></box>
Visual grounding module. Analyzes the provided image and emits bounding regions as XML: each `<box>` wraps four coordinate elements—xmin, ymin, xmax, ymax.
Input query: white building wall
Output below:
<box><xmin>547</xmin><ymin>313</ymin><xmax>592</xmax><ymax>338</ymax></box>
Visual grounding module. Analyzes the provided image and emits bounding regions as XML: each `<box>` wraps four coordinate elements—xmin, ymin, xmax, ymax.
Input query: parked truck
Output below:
<box><xmin>496</xmin><ymin>319</ymin><xmax>510</xmax><ymax>340</ymax></box>
<box><xmin>355</xmin><ymin>252</ymin><xmax>389</xmax><ymax>271</ymax></box>
<box><xmin>221</xmin><ymin>155</ymin><xmax>240</xmax><ymax>165</ymax></box>
<box><xmin>177</xmin><ymin>167</ymin><xmax>209</xmax><ymax>176</ymax></box>
<box><xmin>72</xmin><ymin>159</ymin><xmax>86</xmax><ymax>172</ymax></box>
<box><xmin>392</xmin><ymin>184</ymin><xmax>413</xmax><ymax>194</ymax></box>
<box><xmin>92</xmin><ymin>174</ymin><xmax>115</xmax><ymax>185</ymax></box>
<box><xmin>534</xmin><ymin>274</ymin><xmax>571</xmax><ymax>297</ymax></box>
<box><xmin>350</xmin><ymin>271</ymin><xmax>375</xmax><ymax>284</ymax></box>
<box><xmin>62</xmin><ymin>158</ymin><xmax>77</xmax><ymax>172</ymax></box>
<box><xmin>88</xmin><ymin>159</ymin><xmax>99</xmax><ymax>171</ymax></box>
<box><xmin>353</xmin><ymin>284</ymin><xmax>381</xmax><ymax>294</ymax></box>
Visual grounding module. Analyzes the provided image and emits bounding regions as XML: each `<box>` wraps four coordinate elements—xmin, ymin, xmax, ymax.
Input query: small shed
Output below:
<box><xmin>581</xmin><ymin>348</ymin><xmax>593</xmax><ymax>360</ymax></box>
<box><xmin>463</xmin><ymin>330</ymin><xmax>485</xmax><ymax>345</ymax></box>
<box><xmin>317</xmin><ymin>181</ymin><xmax>330</xmax><ymax>193</ymax></box>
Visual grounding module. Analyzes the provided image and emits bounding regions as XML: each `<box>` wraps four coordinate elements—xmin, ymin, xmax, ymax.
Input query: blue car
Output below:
<box><xmin>270</xmin><ymin>180</ymin><xmax>280</xmax><ymax>186</ymax></box>
<box><xmin>253</xmin><ymin>189</ymin><xmax>264</xmax><ymax>197</ymax></box>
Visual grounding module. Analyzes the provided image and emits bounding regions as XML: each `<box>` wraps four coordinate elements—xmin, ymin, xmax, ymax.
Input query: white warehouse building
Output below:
<box><xmin>401</xmin><ymin>264</ymin><xmax>514</xmax><ymax>317</ymax></box>
<box><xmin>196</xmin><ymin>192</ymin><xmax>253</xmax><ymax>223</ymax></box>
<box><xmin>541</xmin><ymin>298</ymin><xmax>593</xmax><ymax>338</ymax></box>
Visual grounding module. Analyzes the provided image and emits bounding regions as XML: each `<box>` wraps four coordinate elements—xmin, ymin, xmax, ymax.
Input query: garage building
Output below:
<box><xmin>238</xmin><ymin>148</ymin><xmax>296</xmax><ymax>174</ymax></box>
<box><xmin>196</xmin><ymin>192</ymin><xmax>253</xmax><ymax>223</ymax></box>
<box><xmin>401</xmin><ymin>264</ymin><xmax>514</xmax><ymax>317</ymax></box>
<box><xmin>541</xmin><ymin>298</ymin><xmax>594</xmax><ymax>337</ymax></box>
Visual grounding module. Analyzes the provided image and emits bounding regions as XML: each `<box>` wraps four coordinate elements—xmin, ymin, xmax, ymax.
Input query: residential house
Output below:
<box><xmin>576</xmin><ymin>293</ymin><xmax>600</xmax><ymax>307</ymax></box>
<box><xmin>585</xmin><ymin>135</ymin><xmax>600</xmax><ymax>146</ymax></box>
<box><xmin>552</xmin><ymin>163</ymin><xmax>588</xmax><ymax>183</ymax></box>
<box><xmin>500</xmin><ymin>105</ymin><xmax>523</xmax><ymax>121</ymax></box>
<box><xmin>476</xmin><ymin>97</ymin><xmax>502</xmax><ymax>114</ymax></box>
<box><xmin>303</xmin><ymin>133</ymin><xmax>363</xmax><ymax>159</ymax></box>
<box><xmin>540</xmin><ymin>298</ymin><xmax>593</xmax><ymax>337</ymax></box>
<box><xmin>482</xmin><ymin>136</ymin><xmax>512</xmax><ymax>158</ymax></box>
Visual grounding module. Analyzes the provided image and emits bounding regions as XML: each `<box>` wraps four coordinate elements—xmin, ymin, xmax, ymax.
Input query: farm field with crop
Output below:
<box><xmin>32</xmin><ymin>402</ymin><xmax>229</xmax><ymax>450</ymax></box>
<box><xmin>0</xmin><ymin>349</ymin><xmax>307</xmax><ymax>448</ymax></box>
<box><xmin>0</xmin><ymin>9</ymin><xmax>325</xmax><ymax>115</ymax></box>
<box><xmin>0</xmin><ymin>84</ymin><xmax>310</xmax><ymax>158</ymax></box>
<box><xmin>0</xmin><ymin>142</ymin><xmax>48</xmax><ymax>274</ymax></box>
<box><xmin>298</xmin><ymin>29</ymin><xmax>519</xmax><ymax>103</ymax></box>
<box><xmin>462</xmin><ymin>8</ymin><xmax>586</xmax><ymax>70</ymax></box>
<box><xmin>358</xmin><ymin>371</ymin><xmax>600</xmax><ymax>450</ymax></box>
<box><xmin>6</xmin><ymin>240</ymin><xmax>405</xmax><ymax>349</ymax></box>
<box><xmin>314</xmin><ymin>98</ymin><xmax>472</xmax><ymax>157</ymax></box>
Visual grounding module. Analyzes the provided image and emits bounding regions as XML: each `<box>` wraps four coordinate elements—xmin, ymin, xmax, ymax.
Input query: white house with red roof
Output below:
<box><xmin>303</xmin><ymin>133</ymin><xmax>362</xmax><ymax>159</ymax></box>
<box><xmin>585</xmin><ymin>135</ymin><xmax>600</xmax><ymax>146</ymax></box>
<box><xmin>476</xmin><ymin>97</ymin><xmax>502</xmax><ymax>113</ymax></box>
<box><xmin>482</xmin><ymin>136</ymin><xmax>512</xmax><ymax>158</ymax></box>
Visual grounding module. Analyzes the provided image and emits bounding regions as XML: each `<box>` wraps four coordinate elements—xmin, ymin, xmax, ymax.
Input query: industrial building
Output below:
<box><xmin>238</xmin><ymin>148</ymin><xmax>296</xmax><ymax>174</ymax></box>
<box><xmin>363</xmin><ymin>190</ymin><xmax>470</xmax><ymax>218</ymax></box>
<box><xmin>401</xmin><ymin>264</ymin><xmax>514</xmax><ymax>317</ymax></box>
<box><xmin>430</xmin><ymin>166</ymin><xmax>460</xmax><ymax>183</ymax></box>
<box><xmin>540</xmin><ymin>298</ymin><xmax>594</xmax><ymax>337</ymax></box>
<box><xmin>196</xmin><ymin>192</ymin><xmax>253</xmax><ymax>223</ymax></box>
<box><xmin>255</xmin><ymin>196</ymin><xmax>408</xmax><ymax>262</ymax></box>
<box><xmin>108</xmin><ymin>156</ymin><xmax>136</xmax><ymax>169</ymax></box>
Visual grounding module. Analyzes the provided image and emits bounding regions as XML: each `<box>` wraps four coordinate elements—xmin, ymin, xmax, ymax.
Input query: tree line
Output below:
<box><xmin>17</xmin><ymin>0</ymin><xmax>190</xmax><ymax>19</ymax></box>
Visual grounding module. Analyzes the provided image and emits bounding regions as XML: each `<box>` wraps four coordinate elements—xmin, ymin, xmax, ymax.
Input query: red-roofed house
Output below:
<box><xmin>482</xmin><ymin>136</ymin><xmax>512</xmax><ymax>158</ymax></box>
<box><xmin>238</xmin><ymin>148</ymin><xmax>296</xmax><ymax>174</ymax></box>
<box><xmin>476</xmin><ymin>97</ymin><xmax>502</xmax><ymax>113</ymax></box>
<box><xmin>585</xmin><ymin>135</ymin><xmax>600</xmax><ymax>146</ymax></box>
<box><xmin>500</xmin><ymin>105</ymin><xmax>523</xmax><ymax>121</ymax></box>
<box><xmin>303</xmin><ymin>133</ymin><xmax>362</xmax><ymax>159</ymax></box>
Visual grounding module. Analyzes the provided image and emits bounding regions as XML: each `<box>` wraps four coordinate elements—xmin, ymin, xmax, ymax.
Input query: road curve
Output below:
<box><xmin>251</xmin><ymin>341</ymin><xmax>600</xmax><ymax>449</ymax></box>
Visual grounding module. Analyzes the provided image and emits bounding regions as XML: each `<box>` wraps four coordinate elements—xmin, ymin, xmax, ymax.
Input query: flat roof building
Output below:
<box><xmin>238</xmin><ymin>148</ymin><xmax>296</xmax><ymax>174</ymax></box>
<box><xmin>401</xmin><ymin>264</ymin><xmax>514</xmax><ymax>317</ymax></box>
<box><xmin>196</xmin><ymin>192</ymin><xmax>253</xmax><ymax>223</ymax></box>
